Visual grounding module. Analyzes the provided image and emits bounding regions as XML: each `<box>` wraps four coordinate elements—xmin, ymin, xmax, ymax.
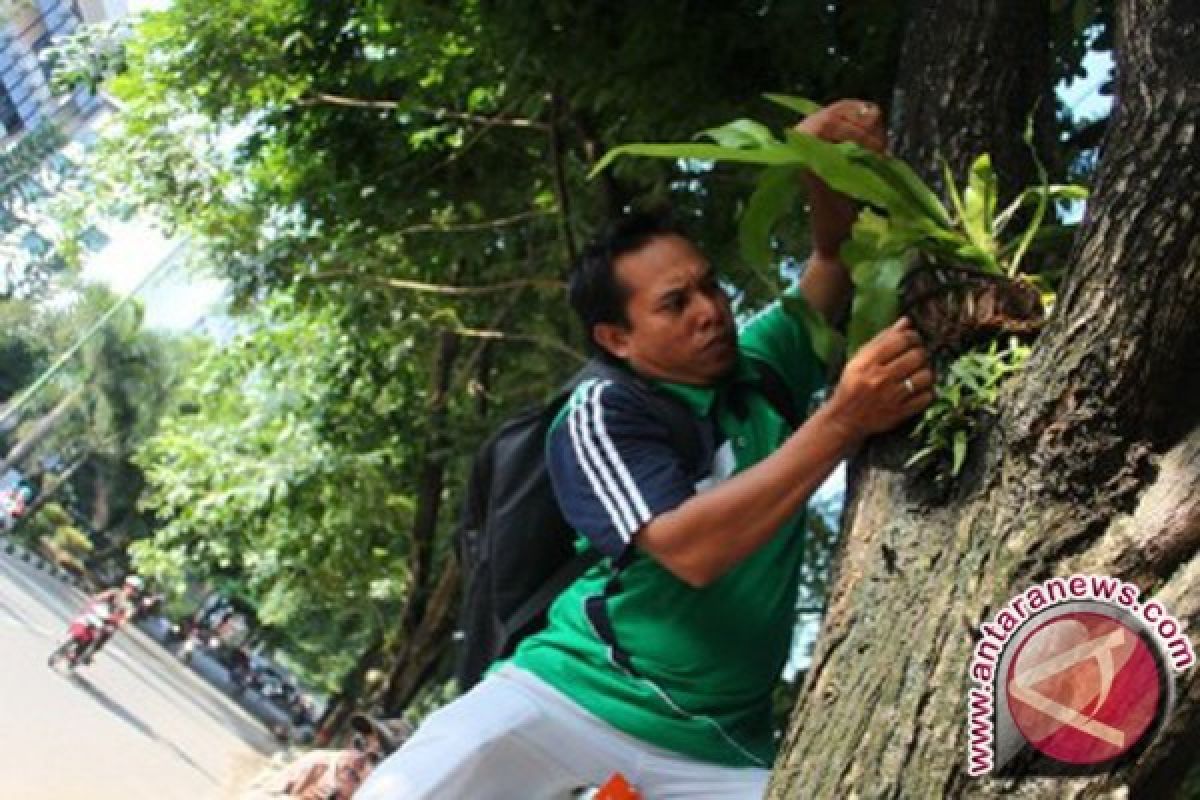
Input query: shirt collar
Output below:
<box><xmin>647</xmin><ymin>354</ymin><xmax>759</xmax><ymax>417</ymax></box>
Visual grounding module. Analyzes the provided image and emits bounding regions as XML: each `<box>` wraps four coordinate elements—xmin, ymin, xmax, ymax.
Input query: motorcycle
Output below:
<box><xmin>47</xmin><ymin>603</ymin><xmax>117</xmax><ymax>670</ymax></box>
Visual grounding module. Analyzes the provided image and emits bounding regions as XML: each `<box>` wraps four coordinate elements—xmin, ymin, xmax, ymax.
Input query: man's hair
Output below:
<box><xmin>568</xmin><ymin>212</ymin><xmax>684</xmax><ymax>351</ymax></box>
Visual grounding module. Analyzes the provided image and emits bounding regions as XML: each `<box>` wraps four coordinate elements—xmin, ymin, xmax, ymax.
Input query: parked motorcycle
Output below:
<box><xmin>47</xmin><ymin>603</ymin><xmax>117</xmax><ymax>670</ymax></box>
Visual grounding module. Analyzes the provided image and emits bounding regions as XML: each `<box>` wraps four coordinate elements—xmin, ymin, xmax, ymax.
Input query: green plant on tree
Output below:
<box><xmin>595</xmin><ymin>95</ymin><xmax>1086</xmax><ymax>484</ymax></box>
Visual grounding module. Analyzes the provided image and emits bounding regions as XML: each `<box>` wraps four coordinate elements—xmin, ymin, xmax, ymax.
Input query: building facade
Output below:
<box><xmin>0</xmin><ymin>0</ymin><xmax>125</xmax><ymax>139</ymax></box>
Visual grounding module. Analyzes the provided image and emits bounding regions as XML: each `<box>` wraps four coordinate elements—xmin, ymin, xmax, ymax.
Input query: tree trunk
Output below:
<box><xmin>314</xmin><ymin>635</ymin><xmax>384</xmax><ymax>746</ymax></box>
<box><xmin>0</xmin><ymin>387</ymin><xmax>83</xmax><ymax>474</ymax></box>
<box><xmin>378</xmin><ymin>331</ymin><xmax>462</xmax><ymax>712</ymax></box>
<box><xmin>770</xmin><ymin>0</ymin><xmax>1200</xmax><ymax>797</ymax></box>
<box><xmin>888</xmin><ymin>0</ymin><xmax>1055</xmax><ymax>199</ymax></box>
<box><xmin>399</xmin><ymin>331</ymin><xmax>459</xmax><ymax>634</ymax></box>
<box><xmin>381</xmin><ymin>556</ymin><xmax>461</xmax><ymax>713</ymax></box>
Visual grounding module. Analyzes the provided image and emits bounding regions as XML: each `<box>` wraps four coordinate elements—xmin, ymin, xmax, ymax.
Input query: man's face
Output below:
<box><xmin>595</xmin><ymin>234</ymin><xmax>737</xmax><ymax>386</ymax></box>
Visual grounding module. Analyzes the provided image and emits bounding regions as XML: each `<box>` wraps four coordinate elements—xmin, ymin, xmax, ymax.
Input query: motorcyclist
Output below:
<box><xmin>47</xmin><ymin>599</ymin><xmax>116</xmax><ymax>668</ymax></box>
<box><xmin>77</xmin><ymin>575</ymin><xmax>144</xmax><ymax>663</ymax></box>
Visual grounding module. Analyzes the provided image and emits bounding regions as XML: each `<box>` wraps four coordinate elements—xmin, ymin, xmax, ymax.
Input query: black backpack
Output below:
<box><xmin>452</xmin><ymin>357</ymin><xmax>799</xmax><ymax>690</ymax></box>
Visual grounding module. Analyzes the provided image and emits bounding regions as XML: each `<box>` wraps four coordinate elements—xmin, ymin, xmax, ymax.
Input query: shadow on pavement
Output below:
<box><xmin>114</xmin><ymin>640</ymin><xmax>279</xmax><ymax>755</ymax></box>
<box><xmin>2</xmin><ymin>549</ymin><xmax>277</xmax><ymax>756</ymax></box>
<box><xmin>0</xmin><ymin>592</ymin><xmax>36</xmax><ymax>628</ymax></box>
<box><xmin>68</xmin><ymin>671</ymin><xmax>221</xmax><ymax>784</ymax></box>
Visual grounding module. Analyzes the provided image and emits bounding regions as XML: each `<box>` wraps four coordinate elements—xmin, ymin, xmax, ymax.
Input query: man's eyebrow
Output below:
<box><xmin>655</xmin><ymin>285</ymin><xmax>686</xmax><ymax>304</ymax></box>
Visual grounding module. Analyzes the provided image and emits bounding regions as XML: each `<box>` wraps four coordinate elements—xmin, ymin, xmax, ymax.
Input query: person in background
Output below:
<box><xmin>246</xmin><ymin>713</ymin><xmax>412</xmax><ymax>800</ymax></box>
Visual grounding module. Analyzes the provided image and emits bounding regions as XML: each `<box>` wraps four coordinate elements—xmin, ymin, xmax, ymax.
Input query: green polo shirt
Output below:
<box><xmin>508</xmin><ymin>292</ymin><xmax>825</xmax><ymax>768</ymax></box>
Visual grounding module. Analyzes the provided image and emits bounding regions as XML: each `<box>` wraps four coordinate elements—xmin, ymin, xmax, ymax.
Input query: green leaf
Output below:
<box><xmin>849</xmin><ymin>149</ymin><xmax>951</xmax><ymax>228</ymax></box>
<box><xmin>994</xmin><ymin>184</ymin><xmax>1089</xmax><ymax>234</ymax></box>
<box><xmin>700</xmin><ymin>118</ymin><xmax>782</xmax><ymax>150</ymax></box>
<box><xmin>845</xmin><ymin>254</ymin><xmax>909</xmax><ymax>354</ymax></box>
<box><xmin>940</xmin><ymin>156</ymin><xmax>967</xmax><ymax>226</ymax></box>
<box><xmin>962</xmin><ymin>154</ymin><xmax>997</xmax><ymax>257</ymax></box>
<box><xmin>1008</xmin><ymin>114</ymin><xmax>1051</xmax><ymax>276</ymax></box>
<box><xmin>590</xmin><ymin>141</ymin><xmax>801</xmax><ymax>177</ymax></box>
<box><xmin>739</xmin><ymin>166</ymin><xmax>801</xmax><ymax>271</ymax></box>
<box><xmin>780</xmin><ymin>132</ymin><xmax>916</xmax><ymax>216</ymax></box>
<box><xmin>951</xmin><ymin>430</ymin><xmax>968</xmax><ymax>475</ymax></box>
<box><xmin>762</xmin><ymin>93</ymin><xmax>822</xmax><ymax>117</ymax></box>
<box><xmin>781</xmin><ymin>293</ymin><xmax>844</xmax><ymax>365</ymax></box>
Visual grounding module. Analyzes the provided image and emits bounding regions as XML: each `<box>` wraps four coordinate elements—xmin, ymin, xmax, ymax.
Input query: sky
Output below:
<box><xmin>79</xmin><ymin>218</ymin><xmax>226</xmax><ymax>332</ymax></box>
<box><xmin>75</xmin><ymin>0</ymin><xmax>224</xmax><ymax>333</ymax></box>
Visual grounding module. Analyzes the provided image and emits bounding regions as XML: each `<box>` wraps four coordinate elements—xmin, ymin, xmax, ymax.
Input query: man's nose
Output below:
<box><xmin>692</xmin><ymin>291</ymin><xmax>724</xmax><ymax>328</ymax></box>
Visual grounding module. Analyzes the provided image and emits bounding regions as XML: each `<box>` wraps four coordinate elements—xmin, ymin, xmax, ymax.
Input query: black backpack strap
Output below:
<box><xmin>747</xmin><ymin>357</ymin><xmax>800</xmax><ymax>430</ymax></box>
<box><xmin>498</xmin><ymin>548</ymin><xmax>602</xmax><ymax>649</ymax></box>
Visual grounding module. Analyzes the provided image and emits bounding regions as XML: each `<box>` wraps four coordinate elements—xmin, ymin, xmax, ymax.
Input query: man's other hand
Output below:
<box><xmin>794</xmin><ymin>99</ymin><xmax>887</xmax><ymax>263</ymax></box>
<box><xmin>794</xmin><ymin>98</ymin><xmax>886</xmax><ymax>154</ymax></box>
<box><xmin>823</xmin><ymin>316</ymin><xmax>934</xmax><ymax>442</ymax></box>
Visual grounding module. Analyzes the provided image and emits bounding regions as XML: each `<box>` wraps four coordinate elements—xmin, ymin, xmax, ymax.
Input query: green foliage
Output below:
<box><xmin>597</xmin><ymin>108</ymin><xmax>1086</xmax><ymax>364</ymax></box>
<box><xmin>51</xmin><ymin>523</ymin><xmax>93</xmax><ymax>557</ymax></box>
<box><xmin>906</xmin><ymin>338</ymin><xmax>1032</xmax><ymax>484</ymax></box>
<box><xmin>398</xmin><ymin>678</ymin><xmax>460</xmax><ymax>729</ymax></box>
<box><xmin>0</xmin><ymin>282</ymin><xmax>183</xmax><ymax>578</ymax></box>
<box><xmin>41</xmin><ymin>18</ymin><xmax>132</xmax><ymax>94</ymax></box>
<box><xmin>131</xmin><ymin>294</ymin><xmax>437</xmax><ymax>689</ymax></box>
<box><xmin>599</xmin><ymin>109</ymin><xmax>1088</xmax><ymax>490</ymax></box>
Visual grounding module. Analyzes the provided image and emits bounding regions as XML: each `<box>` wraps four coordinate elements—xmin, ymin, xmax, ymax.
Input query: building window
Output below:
<box><xmin>0</xmin><ymin>84</ymin><xmax>21</xmax><ymax>136</ymax></box>
<box><xmin>33</xmin><ymin>32</ymin><xmax>60</xmax><ymax>91</ymax></box>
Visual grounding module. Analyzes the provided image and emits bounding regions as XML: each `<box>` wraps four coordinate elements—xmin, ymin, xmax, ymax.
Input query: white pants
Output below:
<box><xmin>355</xmin><ymin>665</ymin><xmax>768</xmax><ymax>800</ymax></box>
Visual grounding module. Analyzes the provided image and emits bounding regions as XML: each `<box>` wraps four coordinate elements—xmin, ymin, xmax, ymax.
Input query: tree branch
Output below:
<box><xmin>384</xmin><ymin>209</ymin><xmax>555</xmax><ymax>236</ymax></box>
<box><xmin>300</xmin><ymin>92</ymin><xmax>550</xmax><ymax>131</ymax></box>
<box><xmin>547</xmin><ymin>91</ymin><xmax>578</xmax><ymax>267</ymax></box>
<box><xmin>451</xmin><ymin>326</ymin><xmax>585</xmax><ymax>364</ymax></box>
<box><xmin>453</xmin><ymin>285</ymin><xmax>527</xmax><ymax>393</ymax></box>
<box><xmin>307</xmin><ymin>272</ymin><xmax>564</xmax><ymax>296</ymax></box>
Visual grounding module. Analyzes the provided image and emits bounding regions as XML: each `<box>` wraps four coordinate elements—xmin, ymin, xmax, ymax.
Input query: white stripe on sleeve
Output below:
<box><xmin>585</xmin><ymin>381</ymin><xmax>652</xmax><ymax>528</ymax></box>
<box><xmin>567</xmin><ymin>381</ymin><xmax>637</xmax><ymax>540</ymax></box>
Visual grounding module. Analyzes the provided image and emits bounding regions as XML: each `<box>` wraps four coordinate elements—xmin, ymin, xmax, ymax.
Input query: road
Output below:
<box><xmin>0</xmin><ymin>544</ymin><xmax>281</xmax><ymax>799</ymax></box>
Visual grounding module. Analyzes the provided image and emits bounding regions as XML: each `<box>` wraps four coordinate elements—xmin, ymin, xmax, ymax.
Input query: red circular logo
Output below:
<box><xmin>1006</xmin><ymin>612</ymin><xmax>1162</xmax><ymax>765</ymax></box>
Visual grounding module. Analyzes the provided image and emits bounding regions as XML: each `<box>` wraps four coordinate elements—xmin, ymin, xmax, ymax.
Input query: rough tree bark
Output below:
<box><xmin>888</xmin><ymin>0</ymin><xmax>1054</xmax><ymax>200</ymax></box>
<box><xmin>770</xmin><ymin>0</ymin><xmax>1199</xmax><ymax>797</ymax></box>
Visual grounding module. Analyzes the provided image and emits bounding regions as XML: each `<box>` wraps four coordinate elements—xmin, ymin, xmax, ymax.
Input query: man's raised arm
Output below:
<box><xmin>795</xmin><ymin>99</ymin><xmax>887</xmax><ymax>328</ymax></box>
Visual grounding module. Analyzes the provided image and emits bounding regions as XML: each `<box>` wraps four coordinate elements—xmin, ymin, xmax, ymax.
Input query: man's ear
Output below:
<box><xmin>592</xmin><ymin>322</ymin><xmax>631</xmax><ymax>360</ymax></box>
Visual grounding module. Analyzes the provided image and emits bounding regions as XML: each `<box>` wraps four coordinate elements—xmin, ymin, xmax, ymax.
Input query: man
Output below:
<box><xmin>245</xmin><ymin>713</ymin><xmax>411</xmax><ymax>800</ymax></box>
<box><xmin>359</xmin><ymin>100</ymin><xmax>933</xmax><ymax>798</ymax></box>
<box><xmin>78</xmin><ymin>574</ymin><xmax>144</xmax><ymax>663</ymax></box>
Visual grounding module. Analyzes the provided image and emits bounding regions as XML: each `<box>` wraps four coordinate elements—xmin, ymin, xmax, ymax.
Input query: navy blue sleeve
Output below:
<box><xmin>546</xmin><ymin>378</ymin><xmax>696</xmax><ymax>559</ymax></box>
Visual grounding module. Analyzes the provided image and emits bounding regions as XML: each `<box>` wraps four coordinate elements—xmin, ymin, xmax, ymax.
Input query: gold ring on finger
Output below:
<box><xmin>904</xmin><ymin>377</ymin><xmax>916</xmax><ymax>394</ymax></box>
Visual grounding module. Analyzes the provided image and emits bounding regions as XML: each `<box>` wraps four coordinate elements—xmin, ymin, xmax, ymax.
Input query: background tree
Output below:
<box><xmin>0</xmin><ymin>285</ymin><xmax>179</xmax><ymax>577</ymax></box>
